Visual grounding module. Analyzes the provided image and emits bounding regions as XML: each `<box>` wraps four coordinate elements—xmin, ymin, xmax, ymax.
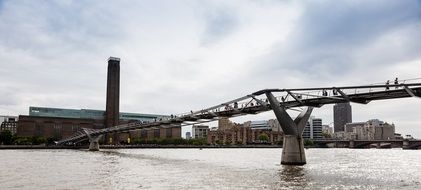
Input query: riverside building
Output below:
<box><xmin>192</xmin><ymin>125</ymin><xmax>209</xmax><ymax>139</ymax></box>
<box><xmin>207</xmin><ymin>118</ymin><xmax>283</xmax><ymax>145</ymax></box>
<box><xmin>16</xmin><ymin>57</ymin><xmax>180</xmax><ymax>143</ymax></box>
<box><xmin>333</xmin><ymin>102</ymin><xmax>352</xmax><ymax>132</ymax></box>
<box><xmin>0</xmin><ymin>116</ymin><xmax>18</xmax><ymax>135</ymax></box>
<box><xmin>302</xmin><ymin>116</ymin><xmax>323</xmax><ymax>139</ymax></box>
<box><xmin>334</xmin><ymin>119</ymin><xmax>395</xmax><ymax>140</ymax></box>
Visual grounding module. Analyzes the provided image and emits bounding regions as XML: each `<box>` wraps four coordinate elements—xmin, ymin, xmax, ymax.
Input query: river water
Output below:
<box><xmin>0</xmin><ymin>148</ymin><xmax>420</xmax><ymax>190</ymax></box>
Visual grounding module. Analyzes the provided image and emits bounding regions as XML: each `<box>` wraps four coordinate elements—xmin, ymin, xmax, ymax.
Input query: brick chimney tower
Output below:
<box><xmin>105</xmin><ymin>57</ymin><xmax>120</xmax><ymax>144</ymax></box>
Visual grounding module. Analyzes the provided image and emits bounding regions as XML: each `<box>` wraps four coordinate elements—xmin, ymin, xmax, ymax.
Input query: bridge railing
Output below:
<box><xmin>57</xmin><ymin>80</ymin><xmax>421</xmax><ymax>145</ymax></box>
<box><xmin>175</xmin><ymin>81</ymin><xmax>421</xmax><ymax>120</ymax></box>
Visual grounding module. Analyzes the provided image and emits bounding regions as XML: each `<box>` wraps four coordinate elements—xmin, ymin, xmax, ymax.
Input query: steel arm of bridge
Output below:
<box><xmin>265</xmin><ymin>92</ymin><xmax>312</xmax><ymax>165</ymax></box>
<box><xmin>265</xmin><ymin>92</ymin><xmax>313</xmax><ymax>136</ymax></box>
<box><xmin>82</xmin><ymin>128</ymin><xmax>102</xmax><ymax>151</ymax></box>
<box><xmin>404</xmin><ymin>85</ymin><xmax>421</xmax><ymax>98</ymax></box>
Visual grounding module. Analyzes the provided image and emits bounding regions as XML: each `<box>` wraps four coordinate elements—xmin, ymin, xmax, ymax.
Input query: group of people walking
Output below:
<box><xmin>386</xmin><ymin>78</ymin><xmax>399</xmax><ymax>90</ymax></box>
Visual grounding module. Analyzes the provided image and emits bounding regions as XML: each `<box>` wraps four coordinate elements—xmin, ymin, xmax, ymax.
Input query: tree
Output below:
<box><xmin>13</xmin><ymin>137</ymin><xmax>30</xmax><ymax>145</ymax></box>
<box><xmin>258</xmin><ymin>133</ymin><xmax>269</xmax><ymax>142</ymax></box>
<box><xmin>321</xmin><ymin>132</ymin><xmax>332</xmax><ymax>139</ymax></box>
<box><xmin>0</xmin><ymin>130</ymin><xmax>13</xmax><ymax>145</ymax></box>
<box><xmin>31</xmin><ymin>136</ymin><xmax>47</xmax><ymax>145</ymax></box>
<box><xmin>304</xmin><ymin>139</ymin><xmax>314</xmax><ymax>146</ymax></box>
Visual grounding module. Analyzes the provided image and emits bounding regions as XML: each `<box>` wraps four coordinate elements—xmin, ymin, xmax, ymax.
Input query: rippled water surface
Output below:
<box><xmin>1</xmin><ymin>148</ymin><xmax>420</xmax><ymax>189</ymax></box>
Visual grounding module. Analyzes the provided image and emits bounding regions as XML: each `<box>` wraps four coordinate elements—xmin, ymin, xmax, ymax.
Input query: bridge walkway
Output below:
<box><xmin>56</xmin><ymin>82</ymin><xmax>421</xmax><ymax>145</ymax></box>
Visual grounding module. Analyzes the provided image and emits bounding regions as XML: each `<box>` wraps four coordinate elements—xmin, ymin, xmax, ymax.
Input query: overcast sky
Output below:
<box><xmin>1</xmin><ymin>0</ymin><xmax>421</xmax><ymax>137</ymax></box>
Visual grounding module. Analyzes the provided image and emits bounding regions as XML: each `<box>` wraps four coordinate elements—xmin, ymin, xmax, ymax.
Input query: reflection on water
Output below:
<box><xmin>0</xmin><ymin>148</ymin><xmax>421</xmax><ymax>190</ymax></box>
<box><xmin>278</xmin><ymin>166</ymin><xmax>309</xmax><ymax>190</ymax></box>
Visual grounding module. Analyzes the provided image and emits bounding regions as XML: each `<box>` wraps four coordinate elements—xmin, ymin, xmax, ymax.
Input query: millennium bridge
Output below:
<box><xmin>57</xmin><ymin>82</ymin><xmax>421</xmax><ymax>165</ymax></box>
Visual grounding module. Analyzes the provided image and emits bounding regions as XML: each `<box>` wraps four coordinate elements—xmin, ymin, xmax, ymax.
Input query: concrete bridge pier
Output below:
<box><xmin>88</xmin><ymin>135</ymin><xmax>102</xmax><ymax>151</ymax></box>
<box><xmin>82</xmin><ymin>128</ymin><xmax>102</xmax><ymax>151</ymax></box>
<box><xmin>282</xmin><ymin>135</ymin><xmax>306</xmax><ymax>165</ymax></box>
<box><xmin>265</xmin><ymin>92</ymin><xmax>313</xmax><ymax>165</ymax></box>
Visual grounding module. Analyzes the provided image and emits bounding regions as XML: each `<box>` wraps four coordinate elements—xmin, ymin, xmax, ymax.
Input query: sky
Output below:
<box><xmin>1</xmin><ymin>0</ymin><xmax>421</xmax><ymax>137</ymax></box>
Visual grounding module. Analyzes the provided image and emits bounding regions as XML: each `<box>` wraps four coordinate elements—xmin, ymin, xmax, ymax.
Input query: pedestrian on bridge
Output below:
<box><xmin>394</xmin><ymin>78</ymin><xmax>399</xmax><ymax>89</ymax></box>
<box><xmin>386</xmin><ymin>80</ymin><xmax>390</xmax><ymax>90</ymax></box>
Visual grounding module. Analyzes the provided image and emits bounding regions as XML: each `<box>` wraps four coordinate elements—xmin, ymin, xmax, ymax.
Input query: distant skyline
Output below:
<box><xmin>1</xmin><ymin>1</ymin><xmax>421</xmax><ymax>137</ymax></box>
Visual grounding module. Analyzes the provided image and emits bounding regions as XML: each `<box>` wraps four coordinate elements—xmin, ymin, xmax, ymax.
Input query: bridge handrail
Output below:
<box><xmin>56</xmin><ymin>81</ymin><xmax>421</xmax><ymax>145</ymax></box>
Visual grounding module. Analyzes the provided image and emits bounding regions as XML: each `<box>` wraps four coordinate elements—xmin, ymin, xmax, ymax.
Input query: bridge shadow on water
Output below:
<box><xmin>277</xmin><ymin>166</ymin><xmax>309</xmax><ymax>189</ymax></box>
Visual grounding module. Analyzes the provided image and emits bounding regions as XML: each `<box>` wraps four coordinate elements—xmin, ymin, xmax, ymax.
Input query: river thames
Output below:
<box><xmin>0</xmin><ymin>148</ymin><xmax>420</xmax><ymax>190</ymax></box>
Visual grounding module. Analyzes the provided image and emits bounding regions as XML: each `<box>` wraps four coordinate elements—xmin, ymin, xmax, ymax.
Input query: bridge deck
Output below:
<box><xmin>56</xmin><ymin>83</ymin><xmax>421</xmax><ymax>145</ymax></box>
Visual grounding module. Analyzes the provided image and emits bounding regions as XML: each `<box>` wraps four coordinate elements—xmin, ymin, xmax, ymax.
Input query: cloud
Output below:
<box><xmin>0</xmin><ymin>0</ymin><xmax>421</xmax><ymax>137</ymax></box>
<box><xmin>256</xmin><ymin>0</ymin><xmax>421</xmax><ymax>79</ymax></box>
<box><xmin>200</xmin><ymin>4</ymin><xmax>238</xmax><ymax>45</ymax></box>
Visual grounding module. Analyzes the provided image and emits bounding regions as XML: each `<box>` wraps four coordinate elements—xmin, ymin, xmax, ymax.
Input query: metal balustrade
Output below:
<box><xmin>56</xmin><ymin>81</ymin><xmax>421</xmax><ymax>145</ymax></box>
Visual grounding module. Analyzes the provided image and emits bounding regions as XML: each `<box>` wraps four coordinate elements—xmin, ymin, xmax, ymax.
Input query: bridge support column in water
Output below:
<box><xmin>265</xmin><ymin>92</ymin><xmax>313</xmax><ymax>165</ymax></box>
<box><xmin>88</xmin><ymin>136</ymin><xmax>101</xmax><ymax>151</ymax></box>
<box><xmin>82</xmin><ymin>128</ymin><xmax>102</xmax><ymax>151</ymax></box>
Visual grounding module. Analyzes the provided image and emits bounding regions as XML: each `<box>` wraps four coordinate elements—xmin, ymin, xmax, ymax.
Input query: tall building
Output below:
<box><xmin>302</xmin><ymin>116</ymin><xmax>323</xmax><ymax>139</ymax></box>
<box><xmin>105</xmin><ymin>57</ymin><xmax>120</xmax><ymax>143</ymax></box>
<box><xmin>192</xmin><ymin>125</ymin><xmax>209</xmax><ymax>139</ymax></box>
<box><xmin>333</xmin><ymin>102</ymin><xmax>352</xmax><ymax>132</ymax></box>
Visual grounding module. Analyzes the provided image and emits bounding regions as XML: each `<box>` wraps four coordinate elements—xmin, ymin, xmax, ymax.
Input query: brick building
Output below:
<box><xmin>16</xmin><ymin>57</ymin><xmax>181</xmax><ymax>143</ymax></box>
<box><xmin>16</xmin><ymin>107</ymin><xmax>176</xmax><ymax>142</ymax></box>
<box><xmin>207</xmin><ymin>117</ymin><xmax>283</xmax><ymax>145</ymax></box>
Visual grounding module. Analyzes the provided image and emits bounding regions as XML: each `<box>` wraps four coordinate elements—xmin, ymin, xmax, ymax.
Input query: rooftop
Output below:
<box><xmin>108</xmin><ymin>56</ymin><xmax>120</xmax><ymax>62</ymax></box>
<box><xmin>28</xmin><ymin>106</ymin><xmax>168</xmax><ymax>121</ymax></box>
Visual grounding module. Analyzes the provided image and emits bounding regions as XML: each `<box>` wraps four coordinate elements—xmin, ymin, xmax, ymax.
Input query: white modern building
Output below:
<box><xmin>244</xmin><ymin>119</ymin><xmax>283</xmax><ymax>132</ymax></box>
<box><xmin>302</xmin><ymin>116</ymin><xmax>323</xmax><ymax>139</ymax></box>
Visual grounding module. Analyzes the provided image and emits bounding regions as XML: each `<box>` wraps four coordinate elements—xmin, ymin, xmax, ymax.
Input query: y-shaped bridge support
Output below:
<box><xmin>265</xmin><ymin>92</ymin><xmax>313</xmax><ymax>165</ymax></box>
<box><xmin>82</xmin><ymin>128</ymin><xmax>102</xmax><ymax>151</ymax></box>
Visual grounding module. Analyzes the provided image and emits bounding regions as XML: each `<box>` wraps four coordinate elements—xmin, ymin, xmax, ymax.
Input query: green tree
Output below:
<box><xmin>31</xmin><ymin>136</ymin><xmax>47</xmax><ymax>145</ymax></box>
<box><xmin>13</xmin><ymin>137</ymin><xmax>30</xmax><ymax>145</ymax></box>
<box><xmin>0</xmin><ymin>130</ymin><xmax>13</xmax><ymax>145</ymax></box>
<box><xmin>173</xmin><ymin>138</ymin><xmax>186</xmax><ymax>145</ymax></box>
<box><xmin>258</xmin><ymin>133</ymin><xmax>269</xmax><ymax>142</ymax></box>
<box><xmin>215</xmin><ymin>140</ymin><xmax>223</xmax><ymax>145</ymax></box>
<box><xmin>304</xmin><ymin>139</ymin><xmax>314</xmax><ymax>146</ymax></box>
